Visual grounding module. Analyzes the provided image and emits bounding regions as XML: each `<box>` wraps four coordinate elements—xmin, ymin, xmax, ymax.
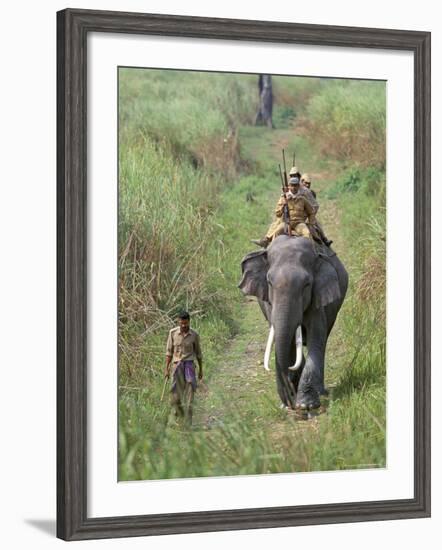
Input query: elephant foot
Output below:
<box><xmin>296</xmin><ymin>402</ymin><xmax>320</xmax><ymax>411</ymax></box>
<box><xmin>280</xmin><ymin>401</ymin><xmax>297</xmax><ymax>411</ymax></box>
<box><xmin>295</xmin><ymin>388</ymin><xmax>321</xmax><ymax>411</ymax></box>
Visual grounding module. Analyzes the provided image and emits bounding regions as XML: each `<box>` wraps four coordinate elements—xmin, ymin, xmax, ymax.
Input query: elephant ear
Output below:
<box><xmin>313</xmin><ymin>257</ymin><xmax>341</xmax><ymax>308</ymax></box>
<box><xmin>238</xmin><ymin>250</ymin><xmax>269</xmax><ymax>302</ymax></box>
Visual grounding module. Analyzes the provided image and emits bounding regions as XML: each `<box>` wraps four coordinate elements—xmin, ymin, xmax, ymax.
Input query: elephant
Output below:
<box><xmin>238</xmin><ymin>235</ymin><xmax>348</xmax><ymax>410</ymax></box>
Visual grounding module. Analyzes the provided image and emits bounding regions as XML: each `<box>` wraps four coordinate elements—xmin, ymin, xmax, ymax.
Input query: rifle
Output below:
<box><xmin>282</xmin><ymin>149</ymin><xmax>288</xmax><ymax>187</ymax></box>
<box><xmin>279</xmin><ymin>163</ymin><xmax>290</xmax><ymax>236</ymax></box>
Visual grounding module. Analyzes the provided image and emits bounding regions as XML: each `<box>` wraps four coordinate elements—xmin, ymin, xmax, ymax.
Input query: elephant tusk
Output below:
<box><xmin>288</xmin><ymin>326</ymin><xmax>303</xmax><ymax>371</ymax></box>
<box><xmin>263</xmin><ymin>325</ymin><xmax>274</xmax><ymax>371</ymax></box>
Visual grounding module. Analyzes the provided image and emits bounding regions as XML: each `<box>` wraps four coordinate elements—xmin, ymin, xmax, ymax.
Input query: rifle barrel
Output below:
<box><xmin>278</xmin><ymin>164</ymin><xmax>284</xmax><ymax>189</ymax></box>
<box><xmin>282</xmin><ymin>149</ymin><xmax>288</xmax><ymax>185</ymax></box>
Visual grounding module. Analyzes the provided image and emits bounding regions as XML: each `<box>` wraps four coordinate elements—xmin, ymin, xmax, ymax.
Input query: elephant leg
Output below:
<box><xmin>296</xmin><ymin>312</ymin><xmax>327</xmax><ymax>410</ymax></box>
<box><xmin>275</xmin><ymin>319</ymin><xmax>306</xmax><ymax>407</ymax></box>
<box><xmin>275</xmin><ymin>366</ymin><xmax>296</xmax><ymax>408</ymax></box>
<box><xmin>296</xmin><ymin>346</ymin><xmax>324</xmax><ymax>410</ymax></box>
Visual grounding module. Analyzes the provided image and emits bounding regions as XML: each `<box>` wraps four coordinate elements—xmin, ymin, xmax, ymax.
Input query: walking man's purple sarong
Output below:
<box><xmin>171</xmin><ymin>360</ymin><xmax>197</xmax><ymax>392</ymax></box>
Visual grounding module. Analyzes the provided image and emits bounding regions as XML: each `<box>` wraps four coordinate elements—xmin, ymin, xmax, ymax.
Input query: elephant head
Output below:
<box><xmin>239</xmin><ymin>236</ymin><xmax>345</xmax><ymax>409</ymax></box>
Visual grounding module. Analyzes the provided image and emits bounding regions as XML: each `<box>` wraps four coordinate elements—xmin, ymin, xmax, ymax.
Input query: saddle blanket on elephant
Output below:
<box><xmin>171</xmin><ymin>360</ymin><xmax>197</xmax><ymax>392</ymax></box>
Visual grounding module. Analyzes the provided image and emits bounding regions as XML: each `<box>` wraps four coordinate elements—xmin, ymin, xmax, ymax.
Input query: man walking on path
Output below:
<box><xmin>165</xmin><ymin>311</ymin><xmax>203</xmax><ymax>424</ymax></box>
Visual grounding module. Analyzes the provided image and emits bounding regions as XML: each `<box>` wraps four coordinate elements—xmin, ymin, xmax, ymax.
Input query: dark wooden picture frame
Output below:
<box><xmin>57</xmin><ymin>8</ymin><xmax>431</xmax><ymax>541</ymax></box>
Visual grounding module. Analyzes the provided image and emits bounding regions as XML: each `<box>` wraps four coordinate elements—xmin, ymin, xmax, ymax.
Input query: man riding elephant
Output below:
<box><xmin>300</xmin><ymin>173</ymin><xmax>333</xmax><ymax>246</ymax></box>
<box><xmin>285</xmin><ymin>167</ymin><xmax>332</xmax><ymax>247</ymax></box>
<box><xmin>252</xmin><ymin>177</ymin><xmax>316</xmax><ymax>248</ymax></box>
<box><xmin>301</xmin><ymin>172</ymin><xmax>316</xmax><ymax>199</ymax></box>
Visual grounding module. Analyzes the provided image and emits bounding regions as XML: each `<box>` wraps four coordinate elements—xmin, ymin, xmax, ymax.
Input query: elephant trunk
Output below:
<box><xmin>272</xmin><ymin>304</ymin><xmax>303</xmax><ymax>372</ymax></box>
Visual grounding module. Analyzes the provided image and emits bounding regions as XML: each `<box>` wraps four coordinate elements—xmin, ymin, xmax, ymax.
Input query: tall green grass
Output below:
<box><xmin>119</xmin><ymin>160</ymin><xmax>387</xmax><ymax>481</ymax></box>
<box><xmin>119</xmin><ymin>68</ymin><xmax>257</xmax><ymax>178</ymax></box>
<box><xmin>118</xmin><ymin>69</ymin><xmax>258</xmax><ymax>387</ymax></box>
<box><xmin>120</xmin><ymin>389</ymin><xmax>385</xmax><ymax>479</ymax></box>
<box><xmin>326</xmin><ymin>167</ymin><xmax>386</xmax><ymax>426</ymax></box>
<box><xmin>119</xmin><ymin>166</ymin><xmax>386</xmax><ymax>481</ymax></box>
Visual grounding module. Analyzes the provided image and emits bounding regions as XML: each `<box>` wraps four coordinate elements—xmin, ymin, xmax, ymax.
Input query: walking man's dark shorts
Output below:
<box><xmin>171</xmin><ymin>360</ymin><xmax>197</xmax><ymax>392</ymax></box>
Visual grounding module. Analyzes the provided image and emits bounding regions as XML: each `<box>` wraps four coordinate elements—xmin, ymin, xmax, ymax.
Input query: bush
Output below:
<box><xmin>324</xmin><ymin>167</ymin><xmax>386</xmax><ymax>200</ymax></box>
<box><xmin>272</xmin><ymin>76</ymin><xmax>320</xmax><ymax>112</ymax></box>
<box><xmin>272</xmin><ymin>105</ymin><xmax>296</xmax><ymax>128</ymax></box>
<box><xmin>305</xmin><ymin>80</ymin><xmax>386</xmax><ymax>168</ymax></box>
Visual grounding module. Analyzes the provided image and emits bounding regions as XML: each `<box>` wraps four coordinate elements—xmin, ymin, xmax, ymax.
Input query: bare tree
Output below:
<box><xmin>255</xmin><ymin>75</ymin><xmax>274</xmax><ymax>128</ymax></box>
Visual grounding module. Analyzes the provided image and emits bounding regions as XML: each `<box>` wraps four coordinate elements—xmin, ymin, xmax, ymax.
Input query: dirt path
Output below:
<box><xmin>192</xmin><ymin>298</ymin><xmax>269</xmax><ymax>429</ymax></box>
<box><xmin>192</xmin><ymin>294</ymin><xmax>325</xmax><ymax>446</ymax></box>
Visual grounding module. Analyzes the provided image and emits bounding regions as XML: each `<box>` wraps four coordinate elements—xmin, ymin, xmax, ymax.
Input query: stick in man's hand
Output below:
<box><xmin>160</xmin><ymin>375</ymin><xmax>169</xmax><ymax>402</ymax></box>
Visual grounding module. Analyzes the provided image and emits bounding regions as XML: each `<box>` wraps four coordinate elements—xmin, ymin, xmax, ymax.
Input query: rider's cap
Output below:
<box><xmin>288</xmin><ymin>177</ymin><xmax>300</xmax><ymax>185</ymax></box>
<box><xmin>301</xmin><ymin>173</ymin><xmax>311</xmax><ymax>183</ymax></box>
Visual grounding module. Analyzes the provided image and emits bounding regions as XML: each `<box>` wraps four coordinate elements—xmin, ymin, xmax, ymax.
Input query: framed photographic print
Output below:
<box><xmin>57</xmin><ymin>8</ymin><xmax>431</xmax><ymax>541</ymax></box>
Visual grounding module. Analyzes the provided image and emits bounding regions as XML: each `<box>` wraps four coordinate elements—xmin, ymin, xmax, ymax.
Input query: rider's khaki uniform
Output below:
<box><xmin>266</xmin><ymin>193</ymin><xmax>316</xmax><ymax>240</ymax></box>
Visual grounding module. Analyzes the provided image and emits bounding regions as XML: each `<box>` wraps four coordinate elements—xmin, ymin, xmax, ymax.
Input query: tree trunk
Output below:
<box><xmin>255</xmin><ymin>74</ymin><xmax>274</xmax><ymax>128</ymax></box>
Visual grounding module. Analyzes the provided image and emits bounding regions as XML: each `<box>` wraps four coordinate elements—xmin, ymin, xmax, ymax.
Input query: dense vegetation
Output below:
<box><xmin>119</xmin><ymin>69</ymin><xmax>256</xmax><ymax>383</ymax></box>
<box><xmin>118</xmin><ymin>70</ymin><xmax>386</xmax><ymax>480</ymax></box>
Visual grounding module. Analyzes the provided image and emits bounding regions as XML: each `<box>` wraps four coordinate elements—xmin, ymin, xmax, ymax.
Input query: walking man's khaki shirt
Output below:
<box><xmin>166</xmin><ymin>327</ymin><xmax>203</xmax><ymax>363</ymax></box>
